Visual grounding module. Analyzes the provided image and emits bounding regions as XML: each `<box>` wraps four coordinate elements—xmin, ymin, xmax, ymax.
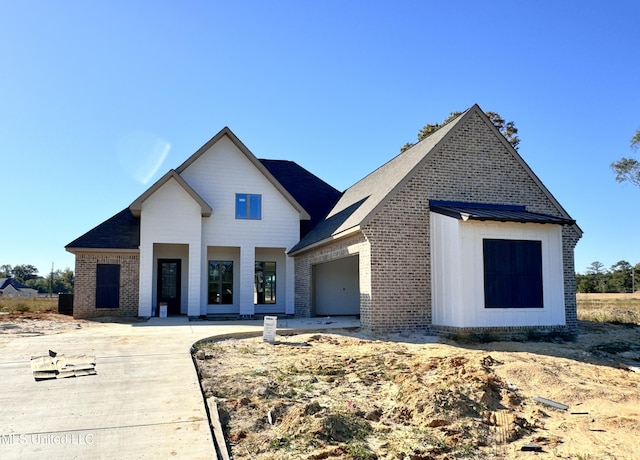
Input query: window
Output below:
<box><xmin>96</xmin><ymin>264</ymin><xmax>120</xmax><ymax>308</ymax></box>
<box><xmin>160</xmin><ymin>261</ymin><xmax>179</xmax><ymax>299</ymax></box>
<box><xmin>255</xmin><ymin>261</ymin><xmax>276</xmax><ymax>304</ymax></box>
<box><xmin>483</xmin><ymin>239</ymin><xmax>543</xmax><ymax>308</ymax></box>
<box><xmin>208</xmin><ymin>261</ymin><xmax>233</xmax><ymax>304</ymax></box>
<box><xmin>236</xmin><ymin>193</ymin><xmax>262</xmax><ymax>219</ymax></box>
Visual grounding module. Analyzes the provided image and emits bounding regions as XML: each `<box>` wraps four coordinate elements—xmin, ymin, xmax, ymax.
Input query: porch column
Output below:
<box><xmin>285</xmin><ymin>254</ymin><xmax>295</xmax><ymax>315</ymax></box>
<box><xmin>239</xmin><ymin>245</ymin><xmax>255</xmax><ymax>316</ymax></box>
<box><xmin>138</xmin><ymin>240</ymin><xmax>154</xmax><ymax>317</ymax></box>
<box><xmin>188</xmin><ymin>243</ymin><xmax>202</xmax><ymax>316</ymax></box>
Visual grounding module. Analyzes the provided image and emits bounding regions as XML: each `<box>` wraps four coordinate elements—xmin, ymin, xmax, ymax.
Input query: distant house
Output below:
<box><xmin>67</xmin><ymin>104</ymin><xmax>582</xmax><ymax>335</ymax></box>
<box><xmin>0</xmin><ymin>278</ymin><xmax>38</xmax><ymax>297</ymax></box>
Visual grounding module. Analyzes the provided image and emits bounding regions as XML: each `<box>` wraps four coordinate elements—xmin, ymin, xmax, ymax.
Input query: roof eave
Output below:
<box><xmin>288</xmin><ymin>226</ymin><xmax>362</xmax><ymax>256</ymax></box>
<box><xmin>65</xmin><ymin>247</ymin><xmax>140</xmax><ymax>255</ymax></box>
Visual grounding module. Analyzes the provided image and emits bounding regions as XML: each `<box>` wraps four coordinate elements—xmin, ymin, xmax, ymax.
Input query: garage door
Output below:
<box><xmin>313</xmin><ymin>256</ymin><xmax>360</xmax><ymax>316</ymax></box>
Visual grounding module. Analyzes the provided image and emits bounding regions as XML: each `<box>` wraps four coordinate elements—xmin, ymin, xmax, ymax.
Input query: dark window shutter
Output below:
<box><xmin>483</xmin><ymin>239</ymin><xmax>543</xmax><ymax>308</ymax></box>
<box><xmin>96</xmin><ymin>264</ymin><xmax>120</xmax><ymax>308</ymax></box>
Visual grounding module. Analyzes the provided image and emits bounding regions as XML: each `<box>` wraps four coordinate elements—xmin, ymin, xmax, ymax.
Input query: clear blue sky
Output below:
<box><xmin>1</xmin><ymin>1</ymin><xmax>638</xmax><ymax>277</ymax></box>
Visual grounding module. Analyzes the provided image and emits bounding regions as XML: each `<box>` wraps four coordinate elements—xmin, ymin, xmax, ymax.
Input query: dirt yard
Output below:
<box><xmin>2</xmin><ymin>311</ymin><xmax>638</xmax><ymax>459</ymax></box>
<box><xmin>0</xmin><ymin>312</ymin><xmax>85</xmax><ymax>336</ymax></box>
<box><xmin>195</xmin><ymin>323</ymin><xmax>640</xmax><ymax>460</ymax></box>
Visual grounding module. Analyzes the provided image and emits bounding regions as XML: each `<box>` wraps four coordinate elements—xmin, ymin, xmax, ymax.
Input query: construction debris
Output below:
<box><xmin>30</xmin><ymin>352</ymin><xmax>96</xmax><ymax>380</ymax></box>
<box><xmin>619</xmin><ymin>362</ymin><xmax>640</xmax><ymax>373</ymax></box>
<box><xmin>534</xmin><ymin>397</ymin><xmax>568</xmax><ymax>411</ymax></box>
<box><xmin>207</xmin><ymin>398</ymin><xmax>230</xmax><ymax>460</ymax></box>
<box><xmin>521</xmin><ymin>442</ymin><xmax>543</xmax><ymax>452</ymax></box>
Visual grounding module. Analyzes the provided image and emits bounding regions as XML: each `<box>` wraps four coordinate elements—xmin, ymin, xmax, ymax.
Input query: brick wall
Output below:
<box><xmin>295</xmin><ymin>110</ymin><xmax>581</xmax><ymax>334</ymax></box>
<box><xmin>294</xmin><ymin>234</ymin><xmax>369</xmax><ymax>318</ymax></box>
<box><xmin>73</xmin><ymin>252</ymin><xmax>140</xmax><ymax>319</ymax></box>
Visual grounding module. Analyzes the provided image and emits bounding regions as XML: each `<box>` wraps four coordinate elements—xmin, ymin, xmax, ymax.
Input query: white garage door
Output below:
<box><xmin>313</xmin><ymin>256</ymin><xmax>360</xmax><ymax>316</ymax></box>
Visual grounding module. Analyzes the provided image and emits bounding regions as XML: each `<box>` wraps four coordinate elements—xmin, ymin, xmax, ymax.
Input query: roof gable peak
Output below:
<box><xmin>129</xmin><ymin>169</ymin><xmax>212</xmax><ymax>217</ymax></box>
<box><xmin>174</xmin><ymin>127</ymin><xmax>311</xmax><ymax>220</ymax></box>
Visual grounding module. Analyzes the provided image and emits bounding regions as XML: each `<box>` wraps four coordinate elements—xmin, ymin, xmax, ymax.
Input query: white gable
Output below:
<box><xmin>179</xmin><ymin>135</ymin><xmax>300</xmax><ymax>248</ymax></box>
<box><xmin>431</xmin><ymin>212</ymin><xmax>566</xmax><ymax>328</ymax></box>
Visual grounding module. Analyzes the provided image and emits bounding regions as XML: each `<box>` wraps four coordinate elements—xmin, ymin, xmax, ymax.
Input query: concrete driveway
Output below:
<box><xmin>0</xmin><ymin>316</ymin><xmax>359</xmax><ymax>460</ymax></box>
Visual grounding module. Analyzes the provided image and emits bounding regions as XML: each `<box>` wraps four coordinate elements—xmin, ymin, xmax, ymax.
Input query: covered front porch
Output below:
<box><xmin>138</xmin><ymin>242</ymin><xmax>295</xmax><ymax>317</ymax></box>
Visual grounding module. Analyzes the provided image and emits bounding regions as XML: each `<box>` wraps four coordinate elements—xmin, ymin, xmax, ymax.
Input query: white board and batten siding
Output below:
<box><xmin>138</xmin><ymin>178</ymin><xmax>204</xmax><ymax>316</ymax></box>
<box><xmin>177</xmin><ymin>136</ymin><xmax>301</xmax><ymax>315</ymax></box>
<box><xmin>431</xmin><ymin>212</ymin><xmax>565</xmax><ymax>329</ymax></box>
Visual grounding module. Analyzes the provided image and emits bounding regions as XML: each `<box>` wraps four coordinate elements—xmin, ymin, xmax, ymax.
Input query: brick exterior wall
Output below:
<box><xmin>73</xmin><ymin>252</ymin><xmax>140</xmax><ymax>319</ymax></box>
<box><xmin>295</xmin><ymin>111</ymin><xmax>581</xmax><ymax>334</ymax></box>
<box><xmin>294</xmin><ymin>234</ymin><xmax>370</xmax><ymax>318</ymax></box>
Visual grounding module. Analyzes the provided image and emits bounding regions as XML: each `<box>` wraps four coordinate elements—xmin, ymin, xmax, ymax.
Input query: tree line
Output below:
<box><xmin>0</xmin><ymin>264</ymin><xmax>74</xmax><ymax>294</ymax></box>
<box><xmin>576</xmin><ymin>261</ymin><xmax>639</xmax><ymax>293</ymax></box>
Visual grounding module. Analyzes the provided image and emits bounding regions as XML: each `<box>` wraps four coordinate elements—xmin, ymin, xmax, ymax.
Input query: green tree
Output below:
<box><xmin>24</xmin><ymin>268</ymin><xmax>74</xmax><ymax>294</ymax></box>
<box><xmin>609</xmin><ymin>260</ymin><xmax>633</xmax><ymax>293</ymax></box>
<box><xmin>55</xmin><ymin>268</ymin><xmax>74</xmax><ymax>293</ymax></box>
<box><xmin>576</xmin><ymin>272</ymin><xmax>597</xmax><ymax>293</ymax></box>
<box><xmin>586</xmin><ymin>261</ymin><xmax>607</xmax><ymax>293</ymax></box>
<box><xmin>0</xmin><ymin>264</ymin><xmax>12</xmax><ymax>277</ymax></box>
<box><xmin>401</xmin><ymin>110</ymin><xmax>520</xmax><ymax>153</ymax></box>
<box><xmin>611</xmin><ymin>128</ymin><xmax>640</xmax><ymax>187</ymax></box>
<box><xmin>11</xmin><ymin>264</ymin><xmax>39</xmax><ymax>283</ymax></box>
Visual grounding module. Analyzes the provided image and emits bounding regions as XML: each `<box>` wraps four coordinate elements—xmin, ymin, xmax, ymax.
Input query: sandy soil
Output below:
<box><xmin>195</xmin><ymin>322</ymin><xmax>640</xmax><ymax>460</ymax></box>
<box><xmin>0</xmin><ymin>312</ymin><xmax>86</xmax><ymax>336</ymax></box>
<box><xmin>2</xmin><ymin>313</ymin><xmax>638</xmax><ymax>458</ymax></box>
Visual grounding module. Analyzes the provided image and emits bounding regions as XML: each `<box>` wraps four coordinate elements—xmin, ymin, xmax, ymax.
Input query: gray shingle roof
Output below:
<box><xmin>288</xmin><ymin>107</ymin><xmax>469</xmax><ymax>254</ymax></box>
<box><xmin>65</xmin><ymin>159</ymin><xmax>339</xmax><ymax>251</ymax></box>
<box><xmin>259</xmin><ymin>159</ymin><xmax>341</xmax><ymax>237</ymax></box>
<box><xmin>289</xmin><ymin>104</ymin><xmax>581</xmax><ymax>254</ymax></box>
<box><xmin>65</xmin><ymin>208</ymin><xmax>140</xmax><ymax>250</ymax></box>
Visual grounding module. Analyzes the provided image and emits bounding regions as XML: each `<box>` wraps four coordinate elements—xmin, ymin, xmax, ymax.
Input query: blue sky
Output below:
<box><xmin>1</xmin><ymin>1</ymin><xmax>639</xmax><ymax>277</ymax></box>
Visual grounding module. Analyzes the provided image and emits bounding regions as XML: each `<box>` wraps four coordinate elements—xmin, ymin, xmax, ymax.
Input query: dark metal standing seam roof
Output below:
<box><xmin>429</xmin><ymin>200</ymin><xmax>576</xmax><ymax>225</ymax></box>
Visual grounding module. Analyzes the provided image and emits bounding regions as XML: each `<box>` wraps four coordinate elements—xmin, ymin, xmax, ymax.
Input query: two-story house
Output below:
<box><xmin>67</xmin><ymin>105</ymin><xmax>582</xmax><ymax>335</ymax></box>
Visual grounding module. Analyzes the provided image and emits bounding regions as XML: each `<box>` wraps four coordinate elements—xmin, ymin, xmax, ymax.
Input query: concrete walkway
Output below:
<box><xmin>0</xmin><ymin>316</ymin><xmax>360</xmax><ymax>460</ymax></box>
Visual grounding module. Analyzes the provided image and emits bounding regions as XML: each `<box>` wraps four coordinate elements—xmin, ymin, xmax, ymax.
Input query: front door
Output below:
<box><xmin>157</xmin><ymin>259</ymin><xmax>181</xmax><ymax>315</ymax></box>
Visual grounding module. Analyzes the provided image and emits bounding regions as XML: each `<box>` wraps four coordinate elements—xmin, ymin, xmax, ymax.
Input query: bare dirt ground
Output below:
<box><xmin>195</xmin><ymin>322</ymin><xmax>640</xmax><ymax>460</ymax></box>
<box><xmin>0</xmin><ymin>312</ymin><xmax>86</xmax><ymax>336</ymax></box>
<box><xmin>2</xmin><ymin>312</ymin><xmax>638</xmax><ymax>459</ymax></box>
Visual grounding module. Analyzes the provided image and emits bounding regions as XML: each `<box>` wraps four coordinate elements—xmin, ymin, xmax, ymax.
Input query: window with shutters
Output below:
<box><xmin>483</xmin><ymin>239</ymin><xmax>543</xmax><ymax>308</ymax></box>
<box><xmin>96</xmin><ymin>264</ymin><xmax>120</xmax><ymax>308</ymax></box>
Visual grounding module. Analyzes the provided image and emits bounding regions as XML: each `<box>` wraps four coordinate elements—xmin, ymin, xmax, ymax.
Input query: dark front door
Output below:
<box><xmin>157</xmin><ymin>259</ymin><xmax>181</xmax><ymax>315</ymax></box>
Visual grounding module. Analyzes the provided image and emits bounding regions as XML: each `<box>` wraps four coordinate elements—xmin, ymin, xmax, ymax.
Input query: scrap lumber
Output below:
<box><xmin>534</xmin><ymin>397</ymin><xmax>568</xmax><ymax>411</ymax></box>
<box><xmin>30</xmin><ymin>353</ymin><xmax>96</xmax><ymax>380</ymax></box>
<box><xmin>207</xmin><ymin>398</ymin><xmax>230</xmax><ymax>460</ymax></box>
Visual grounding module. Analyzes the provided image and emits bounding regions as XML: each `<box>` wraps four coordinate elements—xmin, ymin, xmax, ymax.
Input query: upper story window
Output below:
<box><xmin>235</xmin><ymin>193</ymin><xmax>262</xmax><ymax>220</ymax></box>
